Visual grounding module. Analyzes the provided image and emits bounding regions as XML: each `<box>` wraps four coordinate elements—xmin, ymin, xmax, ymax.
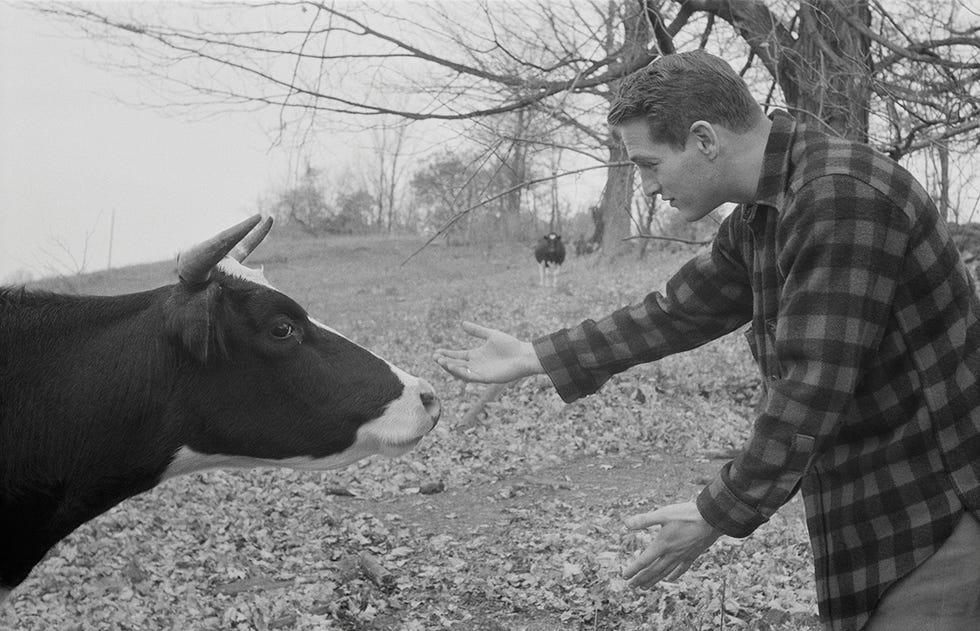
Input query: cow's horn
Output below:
<box><xmin>229</xmin><ymin>216</ymin><xmax>274</xmax><ymax>263</ymax></box>
<box><xmin>177</xmin><ymin>214</ymin><xmax>264</xmax><ymax>286</ymax></box>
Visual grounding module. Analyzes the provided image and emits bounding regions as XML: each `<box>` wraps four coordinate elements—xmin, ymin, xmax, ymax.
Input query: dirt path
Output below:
<box><xmin>348</xmin><ymin>451</ymin><xmax>818</xmax><ymax>631</ymax></box>
<box><xmin>357</xmin><ymin>451</ymin><xmax>721</xmax><ymax>537</ymax></box>
<box><xmin>356</xmin><ymin>451</ymin><xmax>718</xmax><ymax>630</ymax></box>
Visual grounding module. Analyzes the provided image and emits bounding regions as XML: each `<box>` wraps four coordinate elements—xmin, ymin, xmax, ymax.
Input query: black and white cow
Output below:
<box><xmin>534</xmin><ymin>232</ymin><xmax>566</xmax><ymax>287</ymax></box>
<box><xmin>0</xmin><ymin>215</ymin><xmax>441</xmax><ymax>601</ymax></box>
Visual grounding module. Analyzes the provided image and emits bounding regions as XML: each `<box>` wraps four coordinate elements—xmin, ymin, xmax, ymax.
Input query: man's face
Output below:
<box><xmin>618</xmin><ymin>118</ymin><xmax>721</xmax><ymax>223</ymax></box>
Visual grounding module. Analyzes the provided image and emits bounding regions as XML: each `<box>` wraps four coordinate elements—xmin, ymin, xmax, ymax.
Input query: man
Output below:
<box><xmin>434</xmin><ymin>50</ymin><xmax>980</xmax><ymax>631</ymax></box>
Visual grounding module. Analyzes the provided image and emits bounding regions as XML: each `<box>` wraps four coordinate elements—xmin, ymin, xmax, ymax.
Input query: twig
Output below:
<box><xmin>213</xmin><ymin>577</ymin><xmax>293</xmax><ymax>595</ymax></box>
<box><xmin>401</xmin><ymin>163</ymin><xmax>630</xmax><ymax>265</ymax></box>
<box><xmin>458</xmin><ymin>379</ymin><xmax>523</xmax><ymax>429</ymax></box>
<box><xmin>623</xmin><ymin>234</ymin><xmax>713</xmax><ymax>246</ymax></box>
<box><xmin>519</xmin><ymin>474</ymin><xmax>572</xmax><ymax>490</ymax></box>
<box><xmin>720</xmin><ymin>574</ymin><xmax>727</xmax><ymax>631</ymax></box>
<box><xmin>359</xmin><ymin>552</ymin><xmax>396</xmax><ymax>593</ymax></box>
<box><xmin>701</xmin><ymin>448</ymin><xmax>742</xmax><ymax>460</ymax></box>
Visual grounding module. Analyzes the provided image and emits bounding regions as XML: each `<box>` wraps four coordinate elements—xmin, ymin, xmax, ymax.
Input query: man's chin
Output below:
<box><xmin>677</xmin><ymin>206</ymin><xmax>715</xmax><ymax>223</ymax></box>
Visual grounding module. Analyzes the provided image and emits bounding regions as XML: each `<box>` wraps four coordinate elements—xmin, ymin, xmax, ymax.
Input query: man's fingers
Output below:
<box><xmin>625</xmin><ymin>502</ymin><xmax>704</xmax><ymax>530</ymax></box>
<box><xmin>622</xmin><ymin>540</ymin><xmax>665</xmax><ymax>580</ymax></box>
<box><xmin>624</xmin><ymin>507</ymin><xmax>671</xmax><ymax>531</ymax></box>
<box><xmin>622</xmin><ymin>502</ymin><xmax>718</xmax><ymax>590</ymax></box>
<box><xmin>627</xmin><ymin>557</ymin><xmax>683</xmax><ymax>589</ymax></box>
<box><xmin>434</xmin><ymin>358</ymin><xmax>482</xmax><ymax>382</ymax></box>
<box><xmin>461</xmin><ymin>321</ymin><xmax>495</xmax><ymax>339</ymax></box>
<box><xmin>665</xmin><ymin>561</ymin><xmax>692</xmax><ymax>582</ymax></box>
<box><xmin>626</xmin><ymin>550</ymin><xmax>693</xmax><ymax>588</ymax></box>
<box><xmin>433</xmin><ymin>349</ymin><xmax>468</xmax><ymax>361</ymax></box>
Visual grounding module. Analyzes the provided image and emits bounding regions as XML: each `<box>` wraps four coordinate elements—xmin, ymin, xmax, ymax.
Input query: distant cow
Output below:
<box><xmin>0</xmin><ymin>215</ymin><xmax>441</xmax><ymax>601</ymax></box>
<box><xmin>534</xmin><ymin>233</ymin><xmax>566</xmax><ymax>287</ymax></box>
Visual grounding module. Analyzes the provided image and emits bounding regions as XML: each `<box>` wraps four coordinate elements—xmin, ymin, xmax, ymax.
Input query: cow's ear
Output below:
<box><xmin>165</xmin><ymin>284</ymin><xmax>219</xmax><ymax>363</ymax></box>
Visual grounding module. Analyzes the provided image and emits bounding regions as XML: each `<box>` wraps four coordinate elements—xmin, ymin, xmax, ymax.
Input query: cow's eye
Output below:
<box><xmin>270</xmin><ymin>322</ymin><xmax>295</xmax><ymax>340</ymax></box>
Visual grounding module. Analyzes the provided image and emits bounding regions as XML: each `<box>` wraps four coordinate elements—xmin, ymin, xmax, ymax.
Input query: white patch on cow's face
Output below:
<box><xmin>162</xmin><ymin>365</ymin><xmax>438</xmax><ymax>480</ymax></box>
<box><xmin>306</xmin><ymin>315</ymin><xmax>440</xmax><ymax>451</ymax></box>
<box><xmin>162</xmin><ymin>361</ymin><xmax>438</xmax><ymax>480</ymax></box>
<box><xmin>354</xmin><ymin>364</ymin><xmax>439</xmax><ymax>454</ymax></box>
<box><xmin>163</xmin><ymin>375</ymin><xmax>438</xmax><ymax>478</ymax></box>
<box><xmin>161</xmin><ymin>260</ymin><xmax>439</xmax><ymax>480</ymax></box>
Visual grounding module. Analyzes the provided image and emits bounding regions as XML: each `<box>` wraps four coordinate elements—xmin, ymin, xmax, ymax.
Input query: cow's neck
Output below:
<box><xmin>1</xmin><ymin>287</ymin><xmax>181</xmax><ymax>589</ymax></box>
<box><xmin>0</xmin><ymin>447</ymin><xmax>168</xmax><ymax>591</ymax></box>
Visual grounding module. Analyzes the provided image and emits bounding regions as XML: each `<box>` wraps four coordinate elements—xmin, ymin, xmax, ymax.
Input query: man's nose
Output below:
<box><xmin>639</xmin><ymin>174</ymin><xmax>660</xmax><ymax>197</ymax></box>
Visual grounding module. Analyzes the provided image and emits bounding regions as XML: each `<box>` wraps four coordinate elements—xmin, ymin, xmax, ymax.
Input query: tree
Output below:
<box><xmin>369</xmin><ymin>117</ymin><xmax>411</xmax><ymax>233</ymax></box>
<box><xmin>334</xmin><ymin>187</ymin><xmax>375</xmax><ymax>234</ymax></box>
<box><xmin>598</xmin><ymin>1</ymin><xmax>650</xmax><ymax>257</ymax></box>
<box><xmin>269</xmin><ymin>161</ymin><xmax>376</xmax><ymax>234</ymax></box>
<box><xmin>270</xmin><ymin>162</ymin><xmax>331</xmax><ymax>234</ymax></box>
<box><xmin>411</xmin><ymin>149</ymin><xmax>508</xmax><ymax>244</ymax></box>
<box><xmin>662</xmin><ymin>1</ymin><xmax>978</xmax><ymax>150</ymax></box>
<box><xmin>39</xmin><ymin>1</ymin><xmax>980</xmax><ymax>255</ymax></box>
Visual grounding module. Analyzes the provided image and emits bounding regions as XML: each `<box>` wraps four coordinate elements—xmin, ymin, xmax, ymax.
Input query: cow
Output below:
<box><xmin>534</xmin><ymin>232</ymin><xmax>566</xmax><ymax>287</ymax></box>
<box><xmin>0</xmin><ymin>214</ymin><xmax>441</xmax><ymax>602</ymax></box>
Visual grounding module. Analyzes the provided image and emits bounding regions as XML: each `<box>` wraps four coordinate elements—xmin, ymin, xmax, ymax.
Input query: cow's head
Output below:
<box><xmin>162</xmin><ymin>215</ymin><xmax>440</xmax><ymax>478</ymax></box>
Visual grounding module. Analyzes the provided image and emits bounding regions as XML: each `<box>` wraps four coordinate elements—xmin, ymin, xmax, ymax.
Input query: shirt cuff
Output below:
<box><xmin>696</xmin><ymin>461</ymin><xmax>769</xmax><ymax>538</ymax></box>
<box><xmin>532</xmin><ymin>331</ymin><xmax>600</xmax><ymax>403</ymax></box>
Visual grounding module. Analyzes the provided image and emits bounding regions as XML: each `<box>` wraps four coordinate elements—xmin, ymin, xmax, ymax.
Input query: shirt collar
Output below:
<box><xmin>753</xmin><ymin>110</ymin><xmax>796</xmax><ymax>211</ymax></box>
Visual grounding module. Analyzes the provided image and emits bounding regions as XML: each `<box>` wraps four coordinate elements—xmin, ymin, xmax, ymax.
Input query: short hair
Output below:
<box><xmin>607</xmin><ymin>50</ymin><xmax>763</xmax><ymax>149</ymax></box>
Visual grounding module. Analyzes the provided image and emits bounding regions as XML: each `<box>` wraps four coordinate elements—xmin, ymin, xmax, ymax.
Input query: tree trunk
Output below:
<box><xmin>377</xmin><ymin>159</ymin><xmax>386</xmax><ymax>229</ymax></box>
<box><xmin>786</xmin><ymin>0</ymin><xmax>872</xmax><ymax>141</ymax></box>
<box><xmin>502</xmin><ymin>109</ymin><xmax>528</xmax><ymax>239</ymax></box>
<box><xmin>939</xmin><ymin>140</ymin><xmax>950</xmax><ymax>221</ymax></box>
<box><xmin>597</xmin><ymin>0</ymin><xmax>649</xmax><ymax>259</ymax></box>
<box><xmin>599</xmin><ymin>142</ymin><xmax>635</xmax><ymax>257</ymax></box>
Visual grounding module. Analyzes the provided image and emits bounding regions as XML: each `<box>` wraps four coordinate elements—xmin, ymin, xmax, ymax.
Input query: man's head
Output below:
<box><xmin>608</xmin><ymin>50</ymin><xmax>762</xmax><ymax>149</ymax></box>
<box><xmin>608</xmin><ymin>51</ymin><xmax>770</xmax><ymax>222</ymax></box>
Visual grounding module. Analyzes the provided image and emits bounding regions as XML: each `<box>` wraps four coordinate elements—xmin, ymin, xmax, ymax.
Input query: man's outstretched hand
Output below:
<box><xmin>433</xmin><ymin>321</ymin><xmax>543</xmax><ymax>384</ymax></box>
<box><xmin>623</xmin><ymin>501</ymin><xmax>722</xmax><ymax>588</ymax></box>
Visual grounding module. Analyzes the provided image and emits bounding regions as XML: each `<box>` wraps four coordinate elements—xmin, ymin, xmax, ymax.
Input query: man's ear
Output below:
<box><xmin>689</xmin><ymin>121</ymin><xmax>719</xmax><ymax>160</ymax></box>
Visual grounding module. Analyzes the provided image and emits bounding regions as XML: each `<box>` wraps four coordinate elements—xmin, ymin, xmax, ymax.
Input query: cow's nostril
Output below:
<box><xmin>419</xmin><ymin>384</ymin><xmax>441</xmax><ymax>425</ymax></box>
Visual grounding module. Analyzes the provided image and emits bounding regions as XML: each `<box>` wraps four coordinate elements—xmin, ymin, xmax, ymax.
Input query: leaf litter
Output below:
<box><xmin>2</xmin><ymin>236</ymin><xmax>818</xmax><ymax>630</ymax></box>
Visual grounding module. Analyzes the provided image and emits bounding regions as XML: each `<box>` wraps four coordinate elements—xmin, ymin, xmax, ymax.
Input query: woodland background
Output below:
<box><xmin>7</xmin><ymin>0</ymin><xmax>976</xmax><ymax>283</ymax></box>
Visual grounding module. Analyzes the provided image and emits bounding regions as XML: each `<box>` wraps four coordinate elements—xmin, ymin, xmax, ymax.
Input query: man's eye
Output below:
<box><xmin>271</xmin><ymin>322</ymin><xmax>295</xmax><ymax>339</ymax></box>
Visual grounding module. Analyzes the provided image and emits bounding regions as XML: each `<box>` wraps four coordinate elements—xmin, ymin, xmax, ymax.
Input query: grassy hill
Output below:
<box><xmin>3</xmin><ymin>229</ymin><xmax>817</xmax><ymax>630</ymax></box>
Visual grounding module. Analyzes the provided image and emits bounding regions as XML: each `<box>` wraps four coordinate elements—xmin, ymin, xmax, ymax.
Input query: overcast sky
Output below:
<box><xmin>0</xmin><ymin>3</ymin><xmax>299</xmax><ymax>282</ymax></box>
<box><xmin>4</xmin><ymin>2</ymin><xmax>974</xmax><ymax>283</ymax></box>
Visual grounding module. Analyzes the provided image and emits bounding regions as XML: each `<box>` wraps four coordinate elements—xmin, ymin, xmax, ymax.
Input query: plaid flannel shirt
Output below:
<box><xmin>533</xmin><ymin>111</ymin><xmax>980</xmax><ymax>631</ymax></box>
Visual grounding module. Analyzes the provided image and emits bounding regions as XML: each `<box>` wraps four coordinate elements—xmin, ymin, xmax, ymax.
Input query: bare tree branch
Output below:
<box><xmin>403</xmin><ymin>161</ymin><xmax>629</xmax><ymax>265</ymax></box>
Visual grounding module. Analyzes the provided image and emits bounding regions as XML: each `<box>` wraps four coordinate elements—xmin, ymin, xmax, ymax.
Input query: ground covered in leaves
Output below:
<box><xmin>2</xmin><ymin>233</ymin><xmax>820</xmax><ymax>630</ymax></box>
